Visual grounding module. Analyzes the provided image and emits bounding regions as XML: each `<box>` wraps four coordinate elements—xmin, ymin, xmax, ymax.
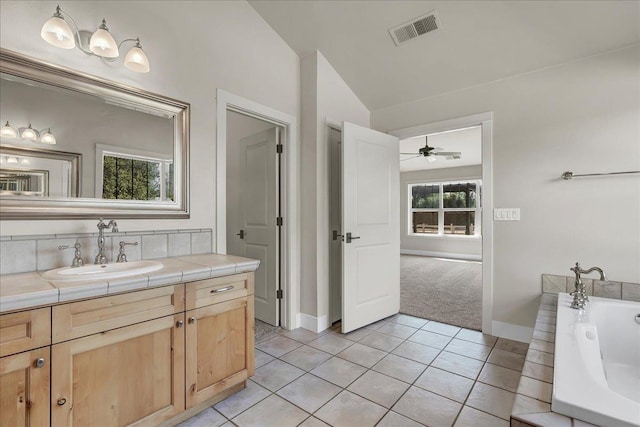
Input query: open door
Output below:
<box><xmin>237</xmin><ymin>127</ymin><xmax>279</xmax><ymax>325</ymax></box>
<box><xmin>341</xmin><ymin>122</ymin><xmax>400</xmax><ymax>333</ymax></box>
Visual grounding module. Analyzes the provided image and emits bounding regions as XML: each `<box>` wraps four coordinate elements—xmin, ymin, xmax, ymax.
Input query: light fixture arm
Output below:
<box><xmin>103</xmin><ymin>38</ymin><xmax>141</xmax><ymax>63</ymax></box>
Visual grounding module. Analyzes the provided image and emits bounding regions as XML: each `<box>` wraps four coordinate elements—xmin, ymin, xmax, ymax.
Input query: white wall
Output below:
<box><xmin>0</xmin><ymin>0</ymin><xmax>299</xmax><ymax>238</ymax></box>
<box><xmin>401</xmin><ymin>165</ymin><xmax>482</xmax><ymax>259</ymax></box>
<box><xmin>225</xmin><ymin>111</ymin><xmax>275</xmax><ymax>257</ymax></box>
<box><xmin>372</xmin><ymin>45</ymin><xmax>640</xmax><ymax>329</ymax></box>
<box><xmin>300</xmin><ymin>51</ymin><xmax>370</xmax><ymax>326</ymax></box>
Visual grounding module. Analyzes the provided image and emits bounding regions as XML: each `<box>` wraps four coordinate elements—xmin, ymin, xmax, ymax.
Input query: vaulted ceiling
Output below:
<box><xmin>250</xmin><ymin>1</ymin><xmax>640</xmax><ymax>111</ymax></box>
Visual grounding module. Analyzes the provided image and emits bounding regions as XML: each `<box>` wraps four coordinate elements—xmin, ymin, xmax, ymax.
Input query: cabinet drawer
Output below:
<box><xmin>186</xmin><ymin>273</ymin><xmax>254</xmax><ymax>310</ymax></box>
<box><xmin>52</xmin><ymin>285</ymin><xmax>184</xmax><ymax>343</ymax></box>
<box><xmin>0</xmin><ymin>308</ymin><xmax>51</xmax><ymax>357</ymax></box>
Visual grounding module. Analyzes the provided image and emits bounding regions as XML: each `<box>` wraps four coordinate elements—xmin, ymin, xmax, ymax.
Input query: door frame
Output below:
<box><xmin>389</xmin><ymin>112</ymin><xmax>494</xmax><ymax>335</ymax></box>
<box><xmin>216</xmin><ymin>89</ymin><xmax>299</xmax><ymax>330</ymax></box>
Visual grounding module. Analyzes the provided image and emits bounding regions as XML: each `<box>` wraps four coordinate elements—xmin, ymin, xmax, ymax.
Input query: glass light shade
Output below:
<box><xmin>41</xmin><ymin>15</ymin><xmax>76</xmax><ymax>49</ymax></box>
<box><xmin>89</xmin><ymin>22</ymin><xmax>119</xmax><ymax>58</ymax></box>
<box><xmin>0</xmin><ymin>121</ymin><xmax>18</xmax><ymax>138</ymax></box>
<box><xmin>124</xmin><ymin>46</ymin><xmax>150</xmax><ymax>73</ymax></box>
<box><xmin>20</xmin><ymin>158</ymin><xmax>30</xmax><ymax>165</ymax></box>
<box><xmin>426</xmin><ymin>156</ymin><xmax>437</xmax><ymax>163</ymax></box>
<box><xmin>40</xmin><ymin>129</ymin><xmax>57</xmax><ymax>145</ymax></box>
<box><xmin>6</xmin><ymin>156</ymin><xmax>18</xmax><ymax>164</ymax></box>
<box><xmin>19</xmin><ymin>125</ymin><xmax>39</xmax><ymax>141</ymax></box>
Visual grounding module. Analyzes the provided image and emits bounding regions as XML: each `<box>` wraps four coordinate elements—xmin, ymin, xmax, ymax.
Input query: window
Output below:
<box><xmin>96</xmin><ymin>144</ymin><xmax>174</xmax><ymax>201</ymax></box>
<box><xmin>409</xmin><ymin>180</ymin><xmax>481</xmax><ymax>237</ymax></box>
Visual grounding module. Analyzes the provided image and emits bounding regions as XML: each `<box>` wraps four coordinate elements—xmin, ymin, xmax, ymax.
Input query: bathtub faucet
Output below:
<box><xmin>569</xmin><ymin>262</ymin><xmax>606</xmax><ymax>309</ymax></box>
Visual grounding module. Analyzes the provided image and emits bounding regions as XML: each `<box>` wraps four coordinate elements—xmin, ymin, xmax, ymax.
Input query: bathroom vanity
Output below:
<box><xmin>0</xmin><ymin>254</ymin><xmax>258</xmax><ymax>427</ymax></box>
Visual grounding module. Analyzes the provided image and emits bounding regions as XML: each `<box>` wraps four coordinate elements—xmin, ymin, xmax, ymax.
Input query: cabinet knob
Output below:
<box><xmin>57</xmin><ymin>398</ymin><xmax>67</xmax><ymax>406</ymax></box>
<box><xmin>188</xmin><ymin>317</ymin><xmax>196</xmax><ymax>324</ymax></box>
<box><xmin>176</xmin><ymin>320</ymin><xmax>184</xmax><ymax>328</ymax></box>
<box><xmin>34</xmin><ymin>358</ymin><xmax>45</xmax><ymax>368</ymax></box>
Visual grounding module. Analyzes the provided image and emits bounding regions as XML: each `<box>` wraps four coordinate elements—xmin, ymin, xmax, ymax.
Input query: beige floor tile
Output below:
<box><xmin>377</xmin><ymin>411</ymin><xmax>423</xmax><ymax>427</ymax></box>
<box><xmin>331</xmin><ymin>326</ymin><xmax>373</xmax><ymax>342</ymax></box>
<box><xmin>363</xmin><ymin>319</ymin><xmax>390</xmax><ymax>330</ymax></box>
<box><xmin>495</xmin><ymin>338</ymin><xmax>529</xmax><ymax>354</ymax></box>
<box><xmin>255</xmin><ymin>335</ymin><xmax>302</xmax><ymax>358</ymax></box>
<box><xmin>466</xmin><ymin>382</ymin><xmax>516</xmax><ymax>420</ymax></box>
<box><xmin>529</xmin><ymin>338</ymin><xmax>555</xmax><ymax>354</ymax></box>
<box><xmin>511</xmin><ymin>393</ymin><xmax>551</xmax><ymax>415</ymax></box>
<box><xmin>347</xmin><ymin>370</ymin><xmax>410</xmax><ymax>408</ymax></box>
<box><xmin>517</xmin><ymin>412</ymin><xmax>573</xmax><ymax>427</ymax></box>
<box><xmin>376</xmin><ymin>322</ymin><xmax>418</xmax><ymax>339</ymax></box>
<box><xmin>251</xmin><ymin>359</ymin><xmax>305</xmax><ymax>391</ymax></box>
<box><xmin>232</xmin><ymin>394</ymin><xmax>308</xmax><ymax>427</ymax></box>
<box><xmin>521</xmin><ymin>360</ymin><xmax>554</xmax><ymax>383</ymax></box>
<box><xmin>177</xmin><ymin>408</ymin><xmax>226</xmax><ymax>427</ymax></box>
<box><xmin>526</xmin><ymin>348</ymin><xmax>554</xmax><ymax>367</ymax></box>
<box><xmin>298</xmin><ymin>417</ymin><xmax>330</xmax><ymax>427</ymax></box>
<box><xmin>407</xmin><ymin>329</ymin><xmax>453</xmax><ymax>349</ymax></box>
<box><xmin>477</xmin><ymin>363</ymin><xmax>521</xmax><ymax>392</ymax></box>
<box><xmin>358</xmin><ymin>331</ymin><xmax>404</xmax><ymax>352</ymax></box>
<box><xmin>455</xmin><ymin>329</ymin><xmax>498</xmax><ymax>346</ymax></box>
<box><xmin>214</xmin><ymin>380</ymin><xmax>271</xmax><ymax>419</ymax></box>
<box><xmin>421</xmin><ymin>321</ymin><xmax>461</xmax><ymax>337</ymax></box>
<box><xmin>393</xmin><ymin>386</ymin><xmax>462</xmax><ymax>427</ymax></box>
<box><xmin>254</xmin><ymin>349</ymin><xmax>275</xmax><ymax>369</ymax></box>
<box><xmin>444</xmin><ymin>338</ymin><xmax>492</xmax><ymax>361</ymax></box>
<box><xmin>432</xmin><ymin>351</ymin><xmax>484</xmax><ymax>379</ymax></box>
<box><xmin>392</xmin><ymin>340</ymin><xmax>440</xmax><ymax>365</ymax></box>
<box><xmin>310</xmin><ymin>356</ymin><xmax>367</xmax><ymax>388</ymax></box>
<box><xmin>390</xmin><ymin>314</ymin><xmax>429</xmax><ymax>329</ymax></box>
<box><xmin>516</xmin><ymin>376</ymin><xmax>552</xmax><ymax>403</ymax></box>
<box><xmin>453</xmin><ymin>406</ymin><xmax>509</xmax><ymax>427</ymax></box>
<box><xmin>280</xmin><ymin>328</ymin><xmax>326</xmax><ymax>344</ymax></box>
<box><xmin>276</xmin><ymin>373</ymin><xmax>341</xmax><ymax>413</ymax></box>
<box><xmin>308</xmin><ymin>333</ymin><xmax>354</xmax><ymax>354</ymax></box>
<box><xmin>337</xmin><ymin>342</ymin><xmax>387</xmax><ymax>368</ymax></box>
<box><xmin>315</xmin><ymin>390</ymin><xmax>387</xmax><ymax>427</ymax></box>
<box><xmin>414</xmin><ymin>366</ymin><xmax>474</xmax><ymax>403</ymax></box>
<box><xmin>372</xmin><ymin>353</ymin><xmax>427</xmax><ymax>383</ymax></box>
<box><xmin>279</xmin><ymin>345</ymin><xmax>332</xmax><ymax>371</ymax></box>
<box><xmin>487</xmin><ymin>348</ymin><xmax>526</xmax><ymax>372</ymax></box>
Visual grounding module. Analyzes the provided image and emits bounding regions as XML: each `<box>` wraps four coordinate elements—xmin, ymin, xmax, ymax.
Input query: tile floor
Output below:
<box><xmin>178</xmin><ymin>314</ymin><xmax>529</xmax><ymax>427</ymax></box>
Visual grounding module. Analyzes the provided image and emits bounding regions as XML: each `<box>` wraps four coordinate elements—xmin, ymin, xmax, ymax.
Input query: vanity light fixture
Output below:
<box><xmin>0</xmin><ymin>122</ymin><xmax>57</xmax><ymax>145</ymax></box>
<box><xmin>40</xmin><ymin>128</ymin><xmax>57</xmax><ymax>145</ymax></box>
<box><xmin>19</xmin><ymin>124</ymin><xmax>39</xmax><ymax>141</ymax></box>
<box><xmin>0</xmin><ymin>121</ymin><xmax>18</xmax><ymax>138</ymax></box>
<box><xmin>41</xmin><ymin>5</ymin><xmax>150</xmax><ymax>73</ymax></box>
<box><xmin>6</xmin><ymin>156</ymin><xmax>18</xmax><ymax>164</ymax></box>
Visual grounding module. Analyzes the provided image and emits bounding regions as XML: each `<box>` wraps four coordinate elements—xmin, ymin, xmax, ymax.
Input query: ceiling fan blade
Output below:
<box><xmin>432</xmin><ymin>151</ymin><xmax>461</xmax><ymax>156</ymax></box>
<box><xmin>400</xmin><ymin>155</ymin><xmax>421</xmax><ymax>162</ymax></box>
<box><xmin>400</xmin><ymin>152</ymin><xmax>420</xmax><ymax>155</ymax></box>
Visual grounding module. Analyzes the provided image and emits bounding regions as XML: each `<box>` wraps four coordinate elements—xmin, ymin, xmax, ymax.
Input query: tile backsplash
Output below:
<box><xmin>542</xmin><ymin>273</ymin><xmax>640</xmax><ymax>302</ymax></box>
<box><xmin>0</xmin><ymin>229</ymin><xmax>213</xmax><ymax>275</ymax></box>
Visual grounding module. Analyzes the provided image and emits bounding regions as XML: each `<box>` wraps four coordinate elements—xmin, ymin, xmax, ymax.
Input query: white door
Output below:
<box><xmin>237</xmin><ymin>128</ymin><xmax>279</xmax><ymax>325</ymax></box>
<box><xmin>341</xmin><ymin>121</ymin><xmax>400</xmax><ymax>333</ymax></box>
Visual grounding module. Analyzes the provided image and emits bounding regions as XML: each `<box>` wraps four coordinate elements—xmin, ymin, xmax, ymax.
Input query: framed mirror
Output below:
<box><xmin>0</xmin><ymin>48</ymin><xmax>189</xmax><ymax>219</ymax></box>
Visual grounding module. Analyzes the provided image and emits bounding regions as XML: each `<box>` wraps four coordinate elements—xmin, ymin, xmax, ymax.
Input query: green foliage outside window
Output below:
<box><xmin>102</xmin><ymin>155</ymin><xmax>173</xmax><ymax>201</ymax></box>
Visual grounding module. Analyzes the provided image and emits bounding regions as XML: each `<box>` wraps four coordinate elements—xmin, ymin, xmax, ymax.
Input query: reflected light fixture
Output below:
<box><xmin>6</xmin><ymin>156</ymin><xmax>18</xmax><ymax>164</ymax></box>
<box><xmin>1</xmin><ymin>121</ymin><xmax>18</xmax><ymax>138</ymax></box>
<box><xmin>41</xmin><ymin>5</ymin><xmax>150</xmax><ymax>73</ymax></box>
<box><xmin>1</xmin><ymin>121</ymin><xmax>57</xmax><ymax>145</ymax></box>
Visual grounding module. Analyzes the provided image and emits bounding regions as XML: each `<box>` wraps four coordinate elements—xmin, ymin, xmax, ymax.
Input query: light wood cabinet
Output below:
<box><xmin>0</xmin><ymin>347</ymin><xmax>50</xmax><ymax>427</ymax></box>
<box><xmin>0</xmin><ymin>308</ymin><xmax>50</xmax><ymax>358</ymax></box>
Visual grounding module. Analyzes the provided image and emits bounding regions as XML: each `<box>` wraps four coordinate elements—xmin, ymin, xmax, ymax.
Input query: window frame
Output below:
<box><xmin>408</xmin><ymin>179</ymin><xmax>482</xmax><ymax>238</ymax></box>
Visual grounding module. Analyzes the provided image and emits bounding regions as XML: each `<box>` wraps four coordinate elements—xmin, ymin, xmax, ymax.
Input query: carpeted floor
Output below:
<box><xmin>254</xmin><ymin>318</ymin><xmax>280</xmax><ymax>343</ymax></box>
<box><xmin>400</xmin><ymin>255</ymin><xmax>482</xmax><ymax>331</ymax></box>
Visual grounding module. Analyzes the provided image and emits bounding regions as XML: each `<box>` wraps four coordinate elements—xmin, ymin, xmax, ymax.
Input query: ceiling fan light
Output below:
<box><xmin>40</xmin><ymin>128</ymin><xmax>57</xmax><ymax>144</ymax></box>
<box><xmin>124</xmin><ymin>40</ymin><xmax>150</xmax><ymax>73</ymax></box>
<box><xmin>19</xmin><ymin>124</ymin><xmax>39</xmax><ymax>141</ymax></box>
<box><xmin>0</xmin><ymin>121</ymin><xmax>18</xmax><ymax>138</ymax></box>
<box><xmin>41</xmin><ymin>7</ymin><xmax>75</xmax><ymax>49</ymax></box>
<box><xmin>89</xmin><ymin>19</ymin><xmax>119</xmax><ymax>58</ymax></box>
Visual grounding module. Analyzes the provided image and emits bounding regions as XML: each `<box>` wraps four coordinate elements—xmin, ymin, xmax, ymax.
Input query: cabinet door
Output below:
<box><xmin>52</xmin><ymin>314</ymin><xmax>185</xmax><ymax>427</ymax></box>
<box><xmin>0</xmin><ymin>347</ymin><xmax>50</xmax><ymax>427</ymax></box>
<box><xmin>186</xmin><ymin>296</ymin><xmax>254</xmax><ymax>408</ymax></box>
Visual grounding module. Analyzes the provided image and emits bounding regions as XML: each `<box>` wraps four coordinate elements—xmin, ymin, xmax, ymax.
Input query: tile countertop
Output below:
<box><xmin>510</xmin><ymin>293</ymin><xmax>599</xmax><ymax>427</ymax></box>
<box><xmin>0</xmin><ymin>253</ymin><xmax>260</xmax><ymax>314</ymax></box>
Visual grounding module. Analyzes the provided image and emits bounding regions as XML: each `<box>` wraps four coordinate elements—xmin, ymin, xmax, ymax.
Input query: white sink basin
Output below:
<box><xmin>43</xmin><ymin>260</ymin><xmax>163</xmax><ymax>282</ymax></box>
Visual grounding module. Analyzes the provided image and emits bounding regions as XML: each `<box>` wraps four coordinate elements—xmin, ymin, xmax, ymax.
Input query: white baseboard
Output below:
<box><xmin>298</xmin><ymin>313</ymin><xmax>330</xmax><ymax>333</ymax></box>
<box><xmin>491</xmin><ymin>321</ymin><xmax>533</xmax><ymax>343</ymax></box>
<box><xmin>401</xmin><ymin>249</ymin><xmax>482</xmax><ymax>262</ymax></box>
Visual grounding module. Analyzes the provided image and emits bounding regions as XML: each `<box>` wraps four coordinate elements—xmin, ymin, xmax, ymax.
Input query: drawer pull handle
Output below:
<box><xmin>211</xmin><ymin>285</ymin><xmax>235</xmax><ymax>294</ymax></box>
<box><xmin>34</xmin><ymin>358</ymin><xmax>45</xmax><ymax>368</ymax></box>
<box><xmin>176</xmin><ymin>320</ymin><xmax>184</xmax><ymax>328</ymax></box>
<box><xmin>188</xmin><ymin>317</ymin><xmax>196</xmax><ymax>324</ymax></box>
<box><xmin>57</xmin><ymin>398</ymin><xmax>67</xmax><ymax>406</ymax></box>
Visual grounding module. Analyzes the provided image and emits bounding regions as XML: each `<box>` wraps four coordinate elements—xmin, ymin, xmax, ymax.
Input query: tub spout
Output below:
<box><xmin>569</xmin><ymin>262</ymin><xmax>607</xmax><ymax>309</ymax></box>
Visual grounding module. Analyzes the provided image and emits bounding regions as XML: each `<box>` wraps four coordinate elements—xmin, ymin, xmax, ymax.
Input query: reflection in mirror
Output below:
<box><xmin>0</xmin><ymin>49</ymin><xmax>189</xmax><ymax>219</ymax></box>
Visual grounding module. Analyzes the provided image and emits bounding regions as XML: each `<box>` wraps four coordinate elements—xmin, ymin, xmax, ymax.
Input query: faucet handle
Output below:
<box><xmin>58</xmin><ymin>243</ymin><xmax>84</xmax><ymax>268</ymax></box>
<box><xmin>116</xmin><ymin>241</ymin><xmax>138</xmax><ymax>263</ymax></box>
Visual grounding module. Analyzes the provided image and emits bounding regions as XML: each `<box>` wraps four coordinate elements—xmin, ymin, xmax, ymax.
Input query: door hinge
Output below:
<box><xmin>276</xmin><ymin>144</ymin><xmax>283</xmax><ymax>154</ymax></box>
<box><xmin>276</xmin><ymin>289</ymin><xmax>283</xmax><ymax>299</ymax></box>
<box><xmin>276</xmin><ymin>216</ymin><xmax>283</xmax><ymax>226</ymax></box>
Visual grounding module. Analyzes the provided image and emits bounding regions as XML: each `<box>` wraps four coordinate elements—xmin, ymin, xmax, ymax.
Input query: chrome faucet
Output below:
<box><xmin>95</xmin><ymin>219</ymin><xmax>118</xmax><ymax>264</ymax></box>
<box><xmin>569</xmin><ymin>262</ymin><xmax>606</xmax><ymax>309</ymax></box>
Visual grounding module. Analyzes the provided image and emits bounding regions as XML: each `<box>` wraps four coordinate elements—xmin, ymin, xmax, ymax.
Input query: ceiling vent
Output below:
<box><xmin>389</xmin><ymin>11</ymin><xmax>440</xmax><ymax>46</ymax></box>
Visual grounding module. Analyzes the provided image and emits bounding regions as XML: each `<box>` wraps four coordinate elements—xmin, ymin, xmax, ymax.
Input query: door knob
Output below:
<box><xmin>345</xmin><ymin>232</ymin><xmax>360</xmax><ymax>244</ymax></box>
<box><xmin>236</xmin><ymin>230</ymin><xmax>245</xmax><ymax>239</ymax></box>
<box><xmin>332</xmin><ymin>230</ymin><xmax>343</xmax><ymax>241</ymax></box>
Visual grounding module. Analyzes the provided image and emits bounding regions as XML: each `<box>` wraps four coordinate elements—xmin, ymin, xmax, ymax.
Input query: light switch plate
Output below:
<box><xmin>494</xmin><ymin>208</ymin><xmax>520</xmax><ymax>221</ymax></box>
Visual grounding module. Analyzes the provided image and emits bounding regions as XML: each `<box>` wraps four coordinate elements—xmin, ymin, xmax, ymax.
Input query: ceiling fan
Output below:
<box><xmin>400</xmin><ymin>136</ymin><xmax>462</xmax><ymax>162</ymax></box>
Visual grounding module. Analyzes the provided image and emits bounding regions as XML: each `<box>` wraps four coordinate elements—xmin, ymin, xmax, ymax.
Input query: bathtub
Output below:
<box><xmin>552</xmin><ymin>293</ymin><xmax>640</xmax><ymax>427</ymax></box>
